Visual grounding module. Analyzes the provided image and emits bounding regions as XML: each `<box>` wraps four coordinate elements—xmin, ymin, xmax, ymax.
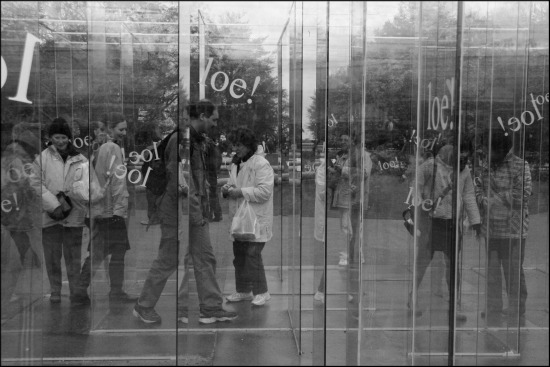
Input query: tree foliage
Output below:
<box><xmin>200</xmin><ymin>11</ymin><xmax>285</xmax><ymax>151</ymax></box>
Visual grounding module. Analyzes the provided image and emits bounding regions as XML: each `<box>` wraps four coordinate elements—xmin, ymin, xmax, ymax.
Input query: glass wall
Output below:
<box><xmin>1</xmin><ymin>2</ymin><xmax>43</xmax><ymax>364</ymax></box>
<box><xmin>1</xmin><ymin>1</ymin><xmax>548</xmax><ymax>365</ymax></box>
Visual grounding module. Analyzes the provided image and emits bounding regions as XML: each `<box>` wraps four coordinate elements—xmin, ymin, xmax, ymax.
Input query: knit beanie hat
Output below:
<box><xmin>48</xmin><ymin>117</ymin><xmax>72</xmax><ymax>139</ymax></box>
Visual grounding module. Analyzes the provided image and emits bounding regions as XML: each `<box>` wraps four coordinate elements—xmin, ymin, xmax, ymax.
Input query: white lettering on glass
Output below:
<box><xmin>496</xmin><ymin>93</ymin><xmax>548</xmax><ymax>136</ymax></box>
<box><xmin>199</xmin><ymin>57</ymin><xmax>261</xmax><ymax>103</ymax></box>
<box><xmin>6</xmin><ymin>33</ymin><xmax>42</xmax><ymax>104</ymax></box>
<box><xmin>427</xmin><ymin>77</ymin><xmax>454</xmax><ymax>131</ymax></box>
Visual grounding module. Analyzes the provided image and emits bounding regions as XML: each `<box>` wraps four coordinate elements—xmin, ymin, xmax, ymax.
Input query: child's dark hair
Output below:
<box><xmin>229</xmin><ymin>127</ymin><xmax>258</xmax><ymax>153</ymax></box>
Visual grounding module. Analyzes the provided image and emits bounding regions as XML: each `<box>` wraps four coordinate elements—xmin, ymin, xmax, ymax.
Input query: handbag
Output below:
<box><xmin>230</xmin><ymin>200</ymin><xmax>260</xmax><ymax>241</ymax></box>
<box><xmin>402</xmin><ymin>206</ymin><xmax>415</xmax><ymax>236</ymax></box>
<box><xmin>402</xmin><ymin>204</ymin><xmax>432</xmax><ymax>237</ymax></box>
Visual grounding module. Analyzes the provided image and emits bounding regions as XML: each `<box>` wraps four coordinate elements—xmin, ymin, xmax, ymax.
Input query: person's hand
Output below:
<box><xmin>179</xmin><ymin>184</ymin><xmax>188</xmax><ymax>197</ymax></box>
<box><xmin>481</xmin><ymin>196</ymin><xmax>488</xmax><ymax>208</ymax></box>
<box><xmin>221</xmin><ymin>184</ymin><xmax>230</xmax><ymax>195</ymax></box>
<box><xmin>228</xmin><ymin>187</ymin><xmax>243</xmax><ymax>199</ymax></box>
<box><xmin>48</xmin><ymin>205</ymin><xmax>65</xmax><ymax>220</ymax></box>
<box><xmin>472</xmin><ymin>223</ymin><xmax>481</xmax><ymax>237</ymax></box>
<box><xmin>221</xmin><ymin>184</ymin><xmax>233</xmax><ymax>198</ymax></box>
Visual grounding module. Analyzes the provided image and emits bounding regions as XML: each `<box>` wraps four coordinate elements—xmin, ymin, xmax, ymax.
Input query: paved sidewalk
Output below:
<box><xmin>1</xmin><ymin>212</ymin><xmax>548</xmax><ymax>365</ymax></box>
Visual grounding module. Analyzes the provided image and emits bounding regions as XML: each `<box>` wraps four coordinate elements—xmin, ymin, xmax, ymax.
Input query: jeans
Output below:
<box><xmin>138</xmin><ymin>221</ymin><xmax>223</xmax><ymax>313</ymax></box>
<box><xmin>42</xmin><ymin>225</ymin><xmax>83</xmax><ymax>296</ymax></box>
<box><xmin>413</xmin><ymin>218</ymin><xmax>462</xmax><ymax>294</ymax></box>
<box><xmin>347</xmin><ymin>204</ymin><xmax>361</xmax><ymax>306</ymax></box>
<box><xmin>76</xmin><ymin>216</ymin><xmax>130</xmax><ymax>294</ymax></box>
<box><xmin>208</xmin><ymin>174</ymin><xmax>221</xmax><ymax>219</ymax></box>
<box><xmin>146</xmin><ymin>189</ymin><xmax>160</xmax><ymax>223</ymax></box>
<box><xmin>233</xmin><ymin>241</ymin><xmax>267</xmax><ymax>295</ymax></box>
<box><xmin>487</xmin><ymin>238</ymin><xmax>527</xmax><ymax>316</ymax></box>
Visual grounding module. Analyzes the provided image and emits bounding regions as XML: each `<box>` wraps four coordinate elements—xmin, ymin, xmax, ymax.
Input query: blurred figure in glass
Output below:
<box><xmin>410</xmin><ymin>143</ymin><xmax>481</xmax><ymax>321</ymax></box>
<box><xmin>313</xmin><ymin>143</ymin><xmax>327</xmax><ymax>303</ymax></box>
<box><xmin>74</xmin><ymin>112</ymin><xmax>137</xmax><ymax>304</ymax></box>
<box><xmin>329</xmin><ymin>133</ymin><xmax>351</xmax><ymax>266</ymax></box>
<box><xmin>1</xmin><ymin>122</ymin><xmax>42</xmax><ymax>269</ymax></box>
<box><xmin>223</xmin><ymin>127</ymin><xmax>274</xmax><ymax>306</ymax></box>
<box><xmin>475</xmin><ymin>131</ymin><xmax>531</xmax><ymax>324</ymax></box>
<box><xmin>89</xmin><ymin>120</ymin><xmax>107</xmax><ymax>167</ymax></box>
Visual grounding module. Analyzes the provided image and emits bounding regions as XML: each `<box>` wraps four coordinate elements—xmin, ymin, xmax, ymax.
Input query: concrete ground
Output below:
<box><xmin>1</xmin><ymin>207</ymin><xmax>548</xmax><ymax>365</ymax></box>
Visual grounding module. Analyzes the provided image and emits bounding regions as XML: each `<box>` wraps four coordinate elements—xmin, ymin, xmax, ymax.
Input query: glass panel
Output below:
<box><xmin>457</xmin><ymin>2</ymin><xmax>549</xmax><ymax>364</ymax></box>
<box><xmin>1</xmin><ymin>1</ymin><xmax>548</xmax><ymax>365</ymax></box>
<box><xmin>288</xmin><ymin>0</ymin><xmax>303</xmax><ymax>352</ymax></box>
<box><xmin>410</xmin><ymin>1</ymin><xmax>461</xmax><ymax>364</ymax></box>
<box><xmin>85</xmin><ymin>1</ymin><xmax>180</xmax><ymax>362</ymax></box>
<box><xmin>306</xmin><ymin>1</ymin><xmax>328</xmax><ymax>365</ymax></box>
<box><xmin>522</xmin><ymin>2</ymin><xmax>550</xmax><ymax>365</ymax></box>
<box><xmin>88</xmin><ymin>1</ymin><xmax>128</xmax><ymax>331</ymax></box>
<box><xmin>1</xmin><ymin>1</ymin><xmax>43</xmax><ymax>364</ymax></box>
<box><xmin>355</xmin><ymin>2</ymin><xmax>422</xmax><ymax>365</ymax></box>
<box><xmin>177</xmin><ymin>1</ymin><xmax>295</xmax><ymax>364</ymax></box>
<box><xmin>177</xmin><ymin>2</ymin><xmax>191</xmax><ymax>363</ymax></box>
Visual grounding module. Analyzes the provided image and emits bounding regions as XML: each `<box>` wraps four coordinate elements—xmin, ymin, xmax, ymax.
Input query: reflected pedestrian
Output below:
<box><xmin>330</xmin><ymin>134</ymin><xmax>351</xmax><ymax>266</ymax></box>
<box><xmin>74</xmin><ymin>112</ymin><xmax>137</xmax><ymax>304</ymax></box>
<box><xmin>475</xmin><ymin>131</ymin><xmax>531</xmax><ymax>324</ymax></box>
<box><xmin>313</xmin><ymin>144</ymin><xmax>327</xmax><ymax>303</ymax></box>
<box><xmin>1</xmin><ymin>123</ymin><xmax>41</xmax><ymax>269</ymax></box>
<box><xmin>409</xmin><ymin>144</ymin><xmax>480</xmax><ymax>320</ymax></box>
<box><xmin>89</xmin><ymin>120</ymin><xmax>107</xmax><ymax>168</ymax></box>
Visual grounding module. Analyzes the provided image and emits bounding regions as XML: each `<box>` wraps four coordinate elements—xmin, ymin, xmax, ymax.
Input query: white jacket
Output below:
<box><xmin>32</xmin><ymin>145</ymin><xmax>100</xmax><ymax>228</ymax></box>
<box><xmin>227</xmin><ymin>151</ymin><xmax>274</xmax><ymax>243</ymax></box>
<box><xmin>314</xmin><ymin>158</ymin><xmax>326</xmax><ymax>242</ymax></box>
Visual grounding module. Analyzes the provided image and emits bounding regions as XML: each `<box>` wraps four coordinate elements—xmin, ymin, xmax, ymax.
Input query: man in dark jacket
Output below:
<box><xmin>133</xmin><ymin>100</ymin><xmax>237</xmax><ymax>324</ymax></box>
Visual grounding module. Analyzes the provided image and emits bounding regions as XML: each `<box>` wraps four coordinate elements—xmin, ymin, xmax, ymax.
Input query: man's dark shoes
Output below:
<box><xmin>133</xmin><ymin>302</ymin><xmax>161</xmax><ymax>324</ymax></box>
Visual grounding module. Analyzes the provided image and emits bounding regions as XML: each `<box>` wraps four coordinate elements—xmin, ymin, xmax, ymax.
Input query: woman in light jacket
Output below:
<box><xmin>222</xmin><ymin>128</ymin><xmax>274</xmax><ymax>306</ymax></box>
<box><xmin>31</xmin><ymin>118</ymin><xmax>91</xmax><ymax>303</ymax></box>
<box><xmin>409</xmin><ymin>144</ymin><xmax>481</xmax><ymax>320</ymax></box>
<box><xmin>74</xmin><ymin>112</ymin><xmax>137</xmax><ymax>304</ymax></box>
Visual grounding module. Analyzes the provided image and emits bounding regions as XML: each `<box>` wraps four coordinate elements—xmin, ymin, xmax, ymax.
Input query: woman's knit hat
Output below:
<box><xmin>48</xmin><ymin>117</ymin><xmax>72</xmax><ymax>139</ymax></box>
